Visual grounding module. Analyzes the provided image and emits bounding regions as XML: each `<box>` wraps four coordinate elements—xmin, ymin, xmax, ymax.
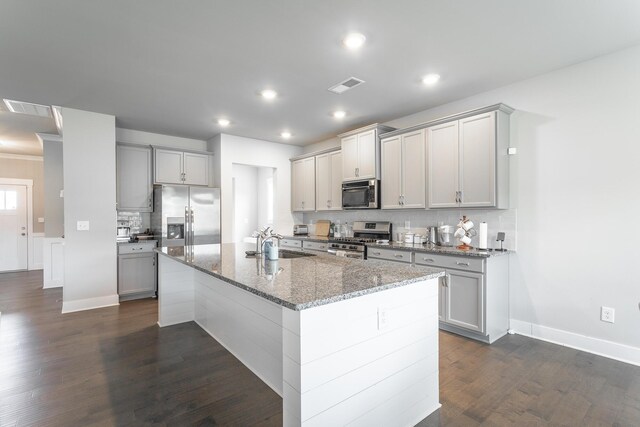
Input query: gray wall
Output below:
<box><xmin>306</xmin><ymin>44</ymin><xmax>640</xmax><ymax>352</ymax></box>
<box><xmin>43</xmin><ymin>141</ymin><xmax>64</xmax><ymax>237</ymax></box>
<box><xmin>0</xmin><ymin>157</ymin><xmax>44</xmax><ymax>233</ymax></box>
<box><xmin>62</xmin><ymin>108</ymin><xmax>117</xmax><ymax>312</ymax></box>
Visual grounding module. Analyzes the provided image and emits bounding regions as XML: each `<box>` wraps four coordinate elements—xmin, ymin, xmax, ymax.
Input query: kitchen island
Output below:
<box><xmin>156</xmin><ymin>244</ymin><xmax>444</xmax><ymax>426</ymax></box>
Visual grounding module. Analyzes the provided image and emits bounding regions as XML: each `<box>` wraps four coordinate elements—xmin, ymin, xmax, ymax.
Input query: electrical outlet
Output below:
<box><xmin>601</xmin><ymin>306</ymin><xmax>615</xmax><ymax>323</ymax></box>
<box><xmin>76</xmin><ymin>221</ymin><xmax>90</xmax><ymax>231</ymax></box>
<box><xmin>378</xmin><ymin>307</ymin><xmax>390</xmax><ymax>330</ymax></box>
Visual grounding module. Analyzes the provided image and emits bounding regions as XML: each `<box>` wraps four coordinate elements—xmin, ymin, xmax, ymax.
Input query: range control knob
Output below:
<box><xmin>341</xmin><ymin>244</ymin><xmax>347</xmax><ymax>249</ymax></box>
<box><xmin>349</xmin><ymin>245</ymin><xmax>357</xmax><ymax>250</ymax></box>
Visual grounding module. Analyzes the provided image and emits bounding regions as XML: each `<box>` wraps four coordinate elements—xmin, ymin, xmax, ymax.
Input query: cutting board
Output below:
<box><xmin>315</xmin><ymin>220</ymin><xmax>331</xmax><ymax>237</ymax></box>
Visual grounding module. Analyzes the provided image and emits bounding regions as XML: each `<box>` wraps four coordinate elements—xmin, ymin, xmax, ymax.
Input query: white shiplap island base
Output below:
<box><xmin>156</xmin><ymin>244</ymin><xmax>444</xmax><ymax>426</ymax></box>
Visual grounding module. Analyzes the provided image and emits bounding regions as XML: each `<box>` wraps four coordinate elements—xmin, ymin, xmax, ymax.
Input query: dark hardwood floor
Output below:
<box><xmin>1</xmin><ymin>271</ymin><xmax>639</xmax><ymax>426</ymax></box>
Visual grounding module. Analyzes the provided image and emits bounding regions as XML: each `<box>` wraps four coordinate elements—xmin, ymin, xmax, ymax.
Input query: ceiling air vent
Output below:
<box><xmin>328</xmin><ymin>77</ymin><xmax>365</xmax><ymax>94</ymax></box>
<box><xmin>3</xmin><ymin>99</ymin><xmax>53</xmax><ymax>118</ymax></box>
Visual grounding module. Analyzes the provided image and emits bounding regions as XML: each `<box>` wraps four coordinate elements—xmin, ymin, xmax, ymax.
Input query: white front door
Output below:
<box><xmin>0</xmin><ymin>185</ymin><xmax>28</xmax><ymax>272</ymax></box>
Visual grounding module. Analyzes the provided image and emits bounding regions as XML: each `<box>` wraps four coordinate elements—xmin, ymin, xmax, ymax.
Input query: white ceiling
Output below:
<box><xmin>1</xmin><ymin>0</ymin><xmax>640</xmax><ymax>147</ymax></box>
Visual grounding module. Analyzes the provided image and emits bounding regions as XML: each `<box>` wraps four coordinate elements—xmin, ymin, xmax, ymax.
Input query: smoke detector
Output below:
<box><xmin>328</xmin><ymin>77</ymin><xmax>365</xmax><ymax>94</ymax></box>
<box><xmin>3</xmin><ymin>99</ymin><xmax>53</xmax><ymax>118</ymax></box>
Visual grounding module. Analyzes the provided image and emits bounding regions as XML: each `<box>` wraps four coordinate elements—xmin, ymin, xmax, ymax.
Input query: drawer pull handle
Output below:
<box><xmin>394</xmin><ymin>254</ymin><xmax>404</xmax><ymax>258</ymax></box>
<box><xmin>456</xmin><ymin>262</ymin><xmax>470</xmax><ymax>266</ymax></box>
<box><xmin>371</xmin><ymin>251</ymin><xmax>381</xmax><ymax>255</ymax></box>
<box><xmin>423</xmin><ymin>258</ymin><xmax>435</xmax><ymax>262</ymax></box>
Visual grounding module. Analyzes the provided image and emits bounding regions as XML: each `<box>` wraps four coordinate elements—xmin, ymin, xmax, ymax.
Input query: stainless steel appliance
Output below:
<box><xmin>437</xmin><ymin>225</ymin><xmax>455</xmax><ymax>247</ymax></box>
<box><xmin>342</xmin><ymin>179</ymin><xmax>379</xmax><ymax>209</ymax></box>
<box><xmin>151</xmin><ymin>185</ymin><xmax>221</xmax><ymax>247</ymax></box>
<box><xmin>117</xmin><ymin>221</ymin><xmax>131</xmax><ymax>242</ymax></box>
<box><xmin>327</xmin><ymin>221</ymin><xmax>392</xmax><ymax>259</ymax></box>
<box><xmin>293</xmin><ymin>224</ymin><xmax>308</xmax><ymax>235</ymax></box>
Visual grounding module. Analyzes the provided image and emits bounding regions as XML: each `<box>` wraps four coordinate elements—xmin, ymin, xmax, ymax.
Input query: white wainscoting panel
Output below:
<box><xmin>157</xmin><ymin>256</ymin><xmax>195</xmax><ymax>326</ymax></box>
<box><xmin>193</xmin><ymin>269</ymin><xmax>284</xmax><ymax>396</ymax></box>
<box><xmin>282</xmin><ymin>278</ymin><xmax>440</xmax><ymax>427</ymax></box>
<box><xmin>43</xmin><ymin>237</ymin><xmax>64</xmax><ymax>288</ymax></box>
<box><xmin>31</xmin><ymin>233</ymin><xmax>44</xmax><ymax>270</ymax></box>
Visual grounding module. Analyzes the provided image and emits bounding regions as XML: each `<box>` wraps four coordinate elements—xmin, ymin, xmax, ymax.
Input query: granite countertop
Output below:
<box><xmin>117</xmin><ymin>239</ymin><xmax>157</xmax><ymax>245</ymax></box>
<box><xmin>284</xmin><ymin>235</ymin><xmax>330</xmax><ymax>242</ymax></box>
<box><xmin>366</xmin><ymin>241</ymin><xmax>511</xmax><ymax>258</ymax></box>
<box><xmin>284</xmin><ymin>235</ymin><xmax>510</xmax><ymax>257</ymax></box>
<box><xmin>155</xmin><ymin>243</ymin><xmax>444</xmax><ymax>311</ymax></box>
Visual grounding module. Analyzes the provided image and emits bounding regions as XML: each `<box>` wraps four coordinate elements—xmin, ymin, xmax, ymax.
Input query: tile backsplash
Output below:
<box><xmin>117</xmin><ymin>211</ymin><xmax>151</xmax><ymax>235</ymax></box>
<box><xmin>303</xmin><ymin>208</ymin><xmax>517</xmax><ymax>251</ymax></box>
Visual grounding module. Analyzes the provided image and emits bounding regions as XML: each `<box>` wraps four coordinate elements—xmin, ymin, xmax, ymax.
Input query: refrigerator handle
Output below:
<box><xmin>191</xmin><ymin>209</ymin><xmax>195</xmax><ymax>246</ymax></box>
<box><xmin>185</xmin><ymin>206</ymin><xmax>190</xmax><ymax>246</ymax></box>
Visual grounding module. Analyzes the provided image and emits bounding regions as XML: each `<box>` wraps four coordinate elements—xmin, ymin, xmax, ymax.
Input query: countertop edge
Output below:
<box><xmin>155</xmin><ymin>249</ymin><xmax>444</xmax><ymax>311</ymax></box>
<box><xmin>283</xmin><ymin>235</ymin><xmax>512</xmax><ymax>257</ymax></box>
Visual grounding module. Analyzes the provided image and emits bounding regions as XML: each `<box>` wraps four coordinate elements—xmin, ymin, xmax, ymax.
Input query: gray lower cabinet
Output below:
<box><xmin>366</xmin><ymin>247</ymin><xmax>413</xmax><ymax>263</ymax></box>
<box><xmin>400</xmin><ymin>249</ymin><xmax>509</xmax><ymax>343</ymax></box>
<box><xmin>118</xmin><ymin>242</ymin><xmax>157</xmax><ymax>300</ymax></box>
<box><xmin>302</xmin><ymin>241</ymin><xmax>328</xmax><ymax>252</ymax></box>
<box><xmin>444</xmin><ymin>269</ymin><xmax>484</xmax><ymax>333</ymax></box>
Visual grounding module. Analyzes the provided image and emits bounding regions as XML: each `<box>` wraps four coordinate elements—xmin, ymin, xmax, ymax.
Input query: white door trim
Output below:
<box><xmin>0</xmin><ymin>178</ymin><xmax>35</xmax><ymax>270</ymax></box>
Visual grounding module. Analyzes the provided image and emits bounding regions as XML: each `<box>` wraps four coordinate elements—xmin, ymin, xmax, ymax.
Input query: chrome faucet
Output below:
<box><xmin>252</xmin><ymin>226</ymin><xmax>282</xmax><ymax>255</ymax></box>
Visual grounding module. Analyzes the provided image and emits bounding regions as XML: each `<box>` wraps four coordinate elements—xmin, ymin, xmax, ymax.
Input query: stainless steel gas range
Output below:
<box><xmin>326</xmin><ymin>221</ymin><xmax>392</xmax><ymax>259</ymax></box>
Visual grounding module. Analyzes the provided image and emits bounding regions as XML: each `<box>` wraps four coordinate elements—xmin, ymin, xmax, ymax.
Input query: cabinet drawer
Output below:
<box><xmin>118</xmin><ymin>242</ymin><xmax>157</xmax><ymax>254</ymax></box>
<box><xmin>415</xmin><ymin>252</ymin><xmax>484</xmax><ymax>272</ymax></box>
<box><xmin>367</xmin><ymin>247</ymin><xmax>412</xmax><ymax>263</ymax></box>
<box><xmin>303</xmin><ymin>241</ymin><xmax>328</xmax><ymax>251</ymax></box>
<box><xmin>281</xmin><ymin>239</ymin><xmax>302</xmax><ymax>248</ymax></box>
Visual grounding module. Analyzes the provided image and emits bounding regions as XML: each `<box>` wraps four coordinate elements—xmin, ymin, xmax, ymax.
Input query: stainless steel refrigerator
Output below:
<box><xmin>151</xmin><ymin>185</ymin><xmax>221</xmax><ymax>247</ymax></box>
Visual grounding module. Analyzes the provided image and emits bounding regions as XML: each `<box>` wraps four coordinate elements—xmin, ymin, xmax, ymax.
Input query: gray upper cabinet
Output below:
<box><xmin>381</xmin><ymin>129</ymin><xmax>426</xmax><ymax>209</ymax></box>
<box><xmin>315</xmin><ymin>150</ymin><xmax>342</xmax><ymax>211</ymax></box>
<box><xmin>427</xmin><ymin>121</ymin><xmax>459</xmax><ymax>208</ymax></box>
<box><xmin>340</xmin><ymin>124</ymin><xmax>396</xmax><ymax>182</ymax></box>
<box><xmin>426</xmin><ymin>106</ymin><xmax>512</xmax><ymax>209</ymax></box>
<box><xmin>116</xmin><ymin>145</ymin><xmax>153</xmax><ymax>212</ymax></box>
<box><xmin>154</xmin><ymin>148</ymin><xmax>210</xmax><ymax>186</ymax></box>
<box><xmin>291</xmin><ymin>157</ymin><xmax>315</xmax><ymax>212</ymax></box>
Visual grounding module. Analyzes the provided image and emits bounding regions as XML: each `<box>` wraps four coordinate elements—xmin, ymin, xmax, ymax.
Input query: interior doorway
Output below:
<box><xmin>231</xmin><ymin>164</ymin><xmax>275</xmax><ymax>244</ymax></box>
<box><xmin>0</xmin><ymin>183</ymin><xmax>28</xmax><ymax>271</ymax></box>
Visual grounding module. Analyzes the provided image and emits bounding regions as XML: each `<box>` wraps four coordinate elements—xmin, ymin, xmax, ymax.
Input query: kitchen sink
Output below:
<box><xmin>278</xmin><ymin>250</ymin><xmax>316</xmax><ymax>259</ymax></box>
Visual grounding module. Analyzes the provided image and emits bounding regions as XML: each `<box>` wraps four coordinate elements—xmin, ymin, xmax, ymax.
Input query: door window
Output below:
<box><xmin>0</xmin><ymin>190</ymin><xmax>18</xmax><ymax>210</ymax></box>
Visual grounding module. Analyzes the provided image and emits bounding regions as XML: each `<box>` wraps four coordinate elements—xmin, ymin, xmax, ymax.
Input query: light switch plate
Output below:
<box><xmin>507</xmin><ymin>147</ymin><xmax>517</xmax><ymax>155</ymax></box>
<box><xmin>76</xmin><ymin>220</ymin><xmax>90</xmax><ymax>231</ymax></box>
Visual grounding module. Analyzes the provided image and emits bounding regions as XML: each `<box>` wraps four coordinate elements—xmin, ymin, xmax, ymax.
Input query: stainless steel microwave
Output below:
<box><xmin>342</xmin><ymin>179</ymin><xmax>379</xmax><ymax>209</ymax></box>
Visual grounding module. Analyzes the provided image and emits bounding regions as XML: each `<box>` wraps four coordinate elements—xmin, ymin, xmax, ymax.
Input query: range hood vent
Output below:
<box><xmin>3</xmin><ymin>99</ymin><xmax>53</xmax><ymax>118</ymax></box>
<box><xmin>328</xmin><ymin>77</ymin><xmax>365</xmax><ymax>94</ymax></box>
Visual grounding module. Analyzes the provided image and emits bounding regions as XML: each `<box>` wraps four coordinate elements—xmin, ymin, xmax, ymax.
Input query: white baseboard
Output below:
<box><xmin>510</xmin><ymin>319</ymin><xmax>640</xmax><ymax>367</ymax></box>
<box><xmin>62</xmin><ymin>294</ymin><xmax>119</xmax><ymax>313</ymax></box>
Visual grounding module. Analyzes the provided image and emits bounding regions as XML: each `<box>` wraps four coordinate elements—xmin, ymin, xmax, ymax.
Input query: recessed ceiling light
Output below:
<box><xmin>343</xmin><ymin>32</ymin><xmax>366</xmax><ymax>50</ymax></box>
<box><xmin>281</xmin><ymin>131</ymin><xmax>292</xmax><ymax>139</ymax></box>
<box><xmin>218</xmin><ymin>118</ymin><xmax>230</xmax><ymax>127</ymax></box>
<box><xmin>260</xmin><ymin>89</ymin><xmax>278</xmax><ymax>100</ymax></box>
<box><xmin>333</xmin><ymin>110</ymin><xmax>346</xmax><ymax>119</ymax></box>
<box><xmin>422</xmin><ymin>74</ymin><xmax>441</xmax><ymax>85</ymax></box>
